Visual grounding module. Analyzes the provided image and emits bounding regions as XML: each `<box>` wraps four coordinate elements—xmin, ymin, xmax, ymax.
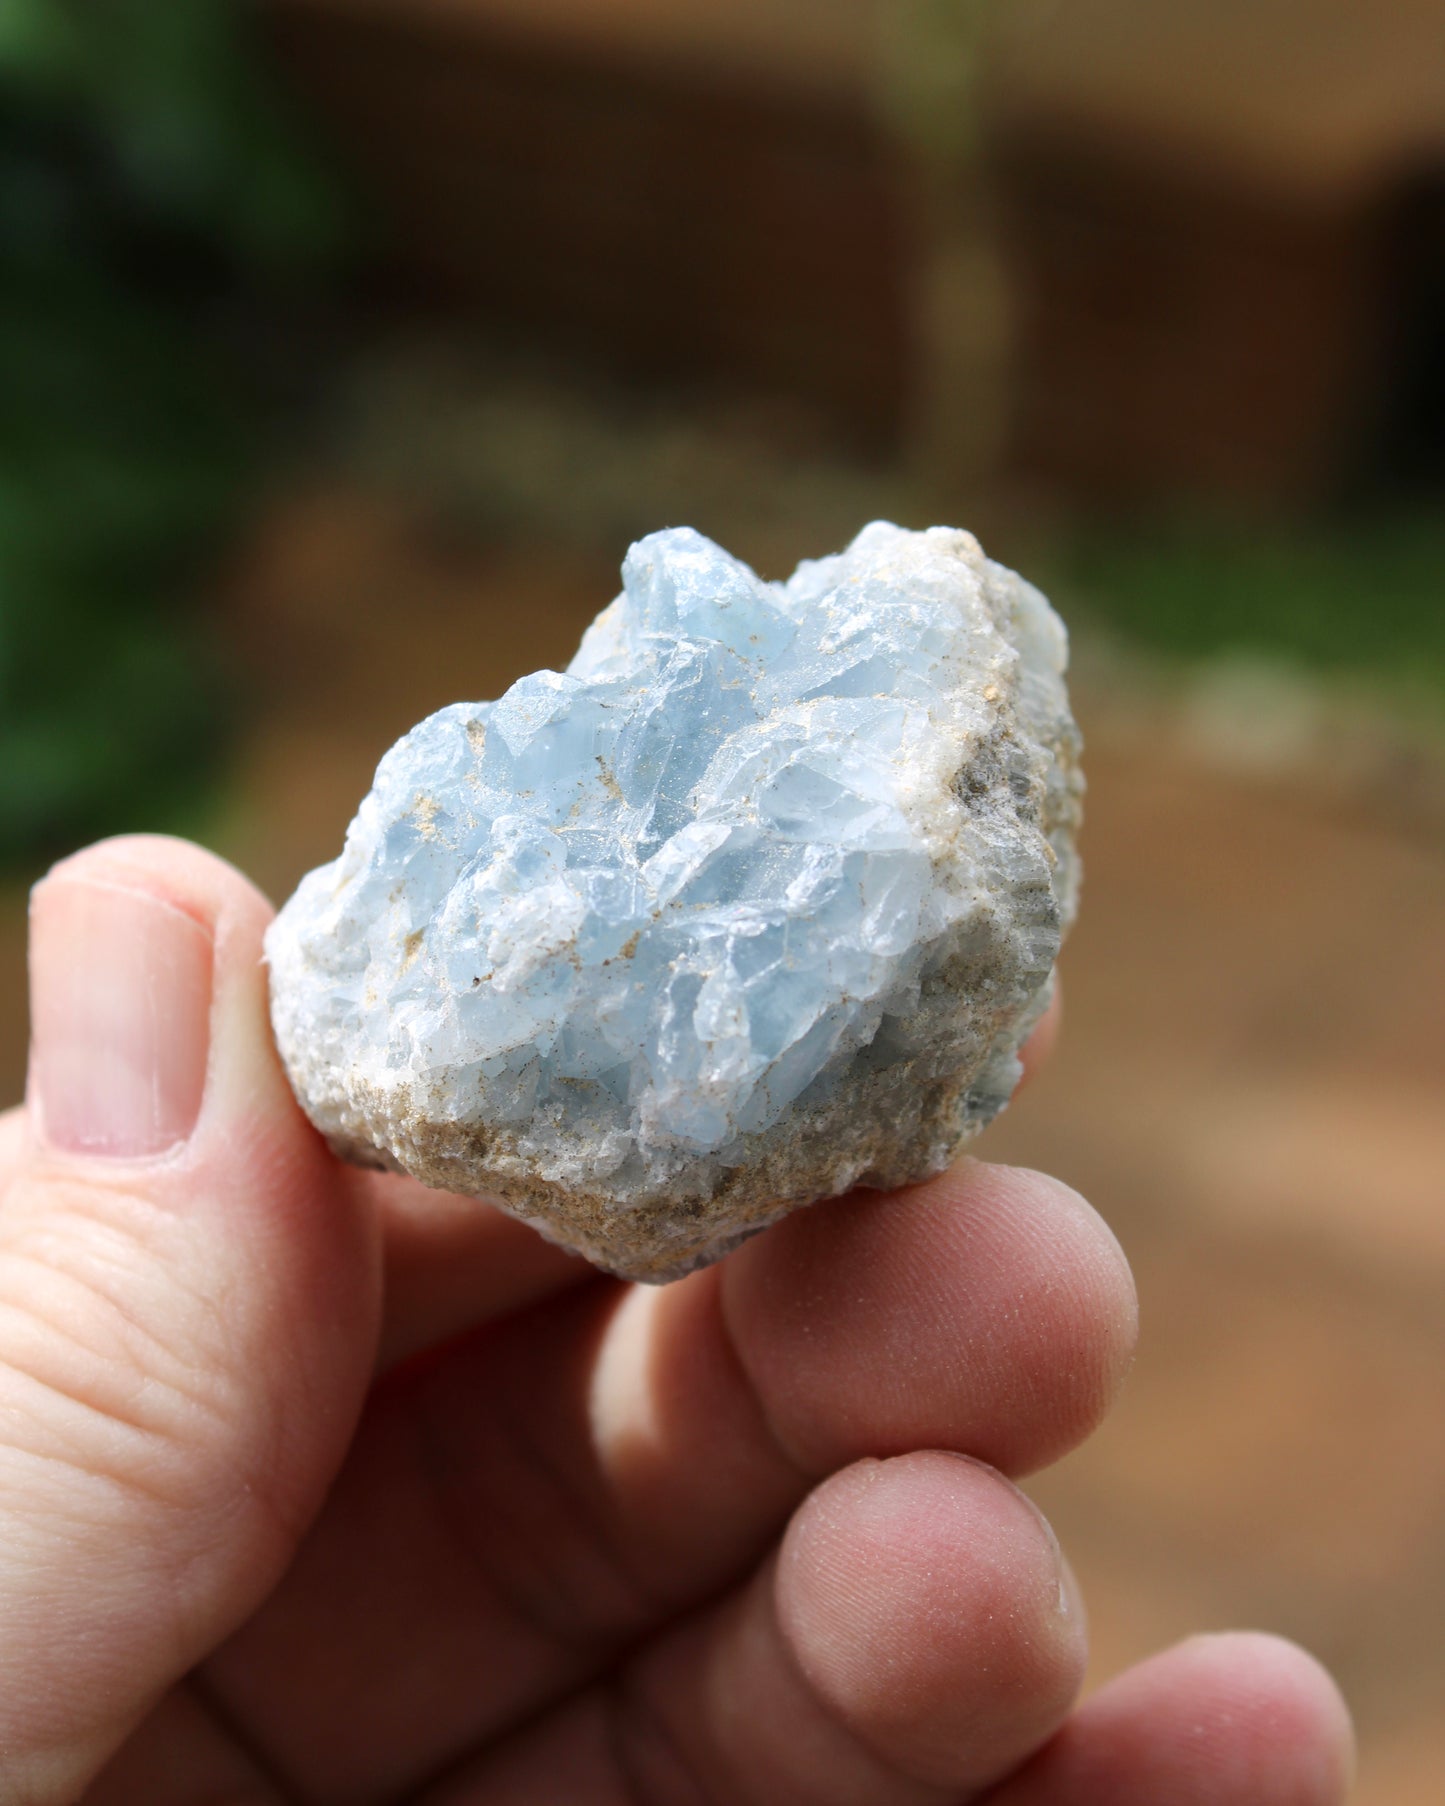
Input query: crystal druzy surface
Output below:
<box><xmin>267</xmin><ymin>524</ymin><xmax>1082</xmax><ymax>1279</ymax></box>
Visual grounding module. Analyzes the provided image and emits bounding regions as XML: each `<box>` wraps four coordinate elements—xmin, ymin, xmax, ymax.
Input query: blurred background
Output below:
<box><xmin>1</xmin><ymin>1</ymin><xmax>1442</xmax><ymax>1795</ymax></box>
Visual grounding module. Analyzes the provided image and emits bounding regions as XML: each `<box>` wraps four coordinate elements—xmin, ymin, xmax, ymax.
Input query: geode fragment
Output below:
<box><xmin>266</xmin><ymin>523</ymin><xmax>1082</xmax><ymax>1280</ymax></box>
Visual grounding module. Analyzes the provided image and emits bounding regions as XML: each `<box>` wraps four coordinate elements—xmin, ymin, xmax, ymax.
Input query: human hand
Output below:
<box><xmin>3</xmin><ymin>836</ymin><xmax>1353</xmax><ymax>1803</ymax></box>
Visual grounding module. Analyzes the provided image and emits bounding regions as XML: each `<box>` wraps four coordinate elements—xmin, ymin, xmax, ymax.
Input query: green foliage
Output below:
<box><xmin>1047</xmin><ymin>511</ymin><xmax>1445</xmax><ymax>701</ymax></box>
<box><xmin>0</xmin><ymin>0</ymin><xmax>345</xmax><ymax>868</ymax></box>
<box><xmin>0</xmin><ymin>0</ymin><xmax>345</xmax><ymax>267</ymax></box>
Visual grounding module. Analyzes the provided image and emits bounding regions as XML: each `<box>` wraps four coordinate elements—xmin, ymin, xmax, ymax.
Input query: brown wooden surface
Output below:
<box><xmin>259</xmin><ymin>0</ymin><xmax>1434</xmax><ymax>501</ymax></box>
<box><xmin>272</xmin><ymin>0</ymin><xmax>1445</xmax><ymax>208</ymax></box>
<box><xmin>262</xmin><ymin>0</ymin><xmax>913</xmax><ymax>449</ymax></box>
<box><xmin>990</xmin><ymin>125</ymin><xmax>1384</xmax><ymax>503</ymax></box>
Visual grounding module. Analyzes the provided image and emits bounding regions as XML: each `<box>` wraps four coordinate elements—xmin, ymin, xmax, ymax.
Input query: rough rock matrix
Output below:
<box><xmin>266</xmin><ymin>523</ymin><xmax>1082</xmax><ymax>1280</ymax></box>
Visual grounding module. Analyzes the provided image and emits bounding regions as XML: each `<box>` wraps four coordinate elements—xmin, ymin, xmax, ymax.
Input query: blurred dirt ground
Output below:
<box><xmin>3</xmin><ymin>490</ymin><xmax>1442</xmax><ymax>1801</ymax></box>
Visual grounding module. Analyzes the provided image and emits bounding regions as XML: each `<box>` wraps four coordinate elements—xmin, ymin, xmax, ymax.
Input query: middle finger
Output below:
<box><xmin>201</xmin><ymin>1161</ymin><xmax>1135</xmax><ymax>1805</ymax></box>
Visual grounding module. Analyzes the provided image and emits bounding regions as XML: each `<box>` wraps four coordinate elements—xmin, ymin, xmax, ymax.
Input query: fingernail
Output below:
<box><xmin>29</xmin><ymin>878</ymin><xmax>214</xmax><ymax>1158</ymax></box>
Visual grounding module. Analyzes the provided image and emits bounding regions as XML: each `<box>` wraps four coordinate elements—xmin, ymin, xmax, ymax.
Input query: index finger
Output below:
<box><xmin>363</xmin><ymin>1166</ymin><xmax>598</xmax><ymax>1371</ymax></box>
<box><xmin>366</xmin><ymin>972</ymin><xmax>1067</xmax><ymax>1369</ymax></box>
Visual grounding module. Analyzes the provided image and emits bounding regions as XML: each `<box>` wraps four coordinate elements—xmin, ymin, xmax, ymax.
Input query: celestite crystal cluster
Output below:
<box><xmin>267</xmin><ymin>523</ymin><xmax>1082</xmax><ymax>1279</ymax></box>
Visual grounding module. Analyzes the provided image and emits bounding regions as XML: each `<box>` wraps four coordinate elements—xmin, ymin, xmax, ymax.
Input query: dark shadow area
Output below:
<box><xmin>1374</xmin><ymin>165</ymin><xmax>1445</xmax><ymax>492</ymax></box>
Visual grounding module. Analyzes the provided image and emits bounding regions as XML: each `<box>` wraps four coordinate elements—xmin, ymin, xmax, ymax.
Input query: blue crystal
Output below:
<box><xmin>267</xmin><ymin>523</ymin><xmax>1082</xmax><ymax>1278</ymax></box>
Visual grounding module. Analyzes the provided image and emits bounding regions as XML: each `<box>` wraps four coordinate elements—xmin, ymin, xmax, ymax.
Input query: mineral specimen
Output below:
<box><xmin>266</xmin><ymin>523</ymin><xmax>1082</xmax><ymax>1280</ymax></box>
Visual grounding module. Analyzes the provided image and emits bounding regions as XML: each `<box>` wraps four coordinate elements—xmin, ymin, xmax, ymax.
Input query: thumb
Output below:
<box><xmin>1</xmin><ymin>837</ymin><xmax>381</xmax><ymax>1802</ymax></box>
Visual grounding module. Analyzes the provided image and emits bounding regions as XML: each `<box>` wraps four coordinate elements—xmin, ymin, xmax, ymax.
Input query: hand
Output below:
<box><xmin>2</xmin><ymin>836</ymin><xmax>1353</xmax><ymax>1804</ymax></box>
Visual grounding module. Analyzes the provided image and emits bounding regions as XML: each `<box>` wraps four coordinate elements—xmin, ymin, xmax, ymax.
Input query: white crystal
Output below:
<box><xmin>266</xmin><ymin>523</ymin><xmax>1082</xmax><ymax>1279</ymax></box>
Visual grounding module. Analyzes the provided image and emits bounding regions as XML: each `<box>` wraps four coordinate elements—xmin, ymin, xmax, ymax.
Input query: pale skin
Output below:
<box><xmin>1</xmin><ymin>836</ymin><xmax>1354</xmax><ymax>1805</ymax></box>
